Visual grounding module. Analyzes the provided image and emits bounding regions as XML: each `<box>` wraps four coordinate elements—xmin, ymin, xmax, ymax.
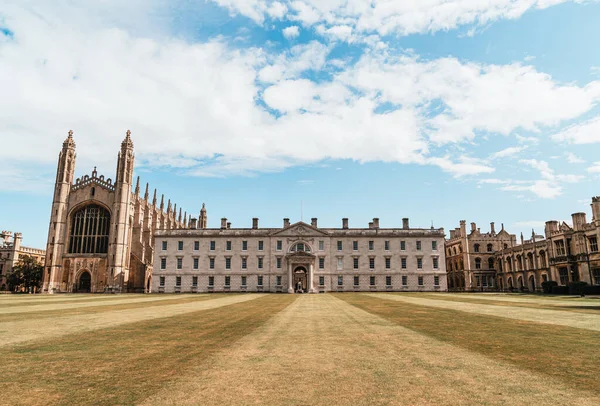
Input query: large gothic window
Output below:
<box><xmin>68</xmin><ymin>204</ymin><xmax>110</xmax><ymax>254</ymax></box>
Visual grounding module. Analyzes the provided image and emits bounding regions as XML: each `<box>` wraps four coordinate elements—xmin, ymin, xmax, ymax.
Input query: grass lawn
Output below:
<box><xmin>1</xmin><ymin>293</ymin><xmax>599</xmax><ymax>405</ymax></box>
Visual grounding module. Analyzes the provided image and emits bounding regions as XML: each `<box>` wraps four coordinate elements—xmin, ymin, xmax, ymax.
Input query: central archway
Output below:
<box><xmin>78</xmin><ymin>271</ymin><xmax>91</xmax><ymax>293</ymax></box>
<box><xmin>293</xmin><ymin>266</ymin><xmax>307</xmax><ymax>293</ymax></box>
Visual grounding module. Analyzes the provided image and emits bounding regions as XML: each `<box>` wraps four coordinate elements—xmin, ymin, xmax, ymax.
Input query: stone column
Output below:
<box><xmin>308</xmin><ymin>263</ymin><xmax>315</xmax><ymax>293</ymax></box>
<box><xmin>287</xmin><ymin>261</ymin><xmax>294</xmax><ymax>293</ymax></box>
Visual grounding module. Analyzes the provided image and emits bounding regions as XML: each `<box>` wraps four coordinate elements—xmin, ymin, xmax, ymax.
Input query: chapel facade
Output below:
<box><xmin>42</xmin><ymin>131</ymin><xmax>187</xmax><ymax>293</ymax></box>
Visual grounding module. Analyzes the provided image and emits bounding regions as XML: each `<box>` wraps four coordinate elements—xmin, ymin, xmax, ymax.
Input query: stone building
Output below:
<box><xmin>445</xmin><ymin>221</ymin><xmax>515</xmax><ymax>291</ymax></box>
<box><xmin>152</xmin><ymin>217</ymin><xmax>447</xmax><ymax>293</ymax></box>
<box><xmin>0</xmin><ymin>231</ymin><xmax>45</xmax><ymax>291</ymax></box>
<box><xmin>42</xmin><ymin>131</ymin><xmax>186</xmax><ymax>293</ymax></box>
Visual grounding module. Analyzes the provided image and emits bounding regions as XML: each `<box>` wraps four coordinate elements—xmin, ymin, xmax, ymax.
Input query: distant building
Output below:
<box><xmin>152</xmin><ymin>217</ymin><xmax>447</xmax><ymax>293</ymax></box>
<box><xmin>43</xmin><ymin>131</ymin><xmax>187</xmax><ymax>293</ymax></box>
<box><xmin>495</xmin><ymin>231</ymin><xmax>549</xmax><ymax>292</ymax></box>
<box><xmin>0</xmin><ymin>231</ymin><xmax>45</xmax><ymax>291</ymax></box>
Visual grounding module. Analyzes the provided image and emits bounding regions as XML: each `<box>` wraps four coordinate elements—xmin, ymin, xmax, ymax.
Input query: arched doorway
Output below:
<box><xmin>517</xmin><ymin>276</ymin><xmax>524</xmax><ymax>291</ymax></box>
<box><xmin>293</xmin><ymin>266</ymin><xmax>307</xmax><ymax>293</ymax></box>
<box><xmin>507</xmin><ymin>277</ymin><xmax>513</xmax><ymax>290</ymax></box>
<box><xmin>529</xmin><ymin>275</ymin><xmax>536</xmax><ymax>292</ymax></box>
<box><xmin>78</xmin><ymin>271</ymin><xmax>91</xmax><ymax>293</ymax></box>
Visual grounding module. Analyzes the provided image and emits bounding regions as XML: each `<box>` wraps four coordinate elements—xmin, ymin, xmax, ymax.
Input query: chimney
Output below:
<box><xmin>470</xmin><ymin>222</ymin><xmax>477</xmax><ymax>232</ymax></box>
<box><xmin>373</xmin><ymin>218</ymin><xmax>380</xmax><ymax>229</ymax></box>
<box><xmin>459</xmin><ymin>220</ymin><xmax>466</xmax><ymax>236</ymax></box>
<box><xmin>13</xmin><ymin>232</ymin><xmax>22</xmax><ymax>251</ymax></box>
<box><xmin>592</xmin><ymin>196</ymin><xmax>600</xmax><ymax>224</ymax></box>
<box><xmin>544</xmin><ymin>220</ymin><xmax>559</xmax><ymax>237</ymax></box>
<box><xmin>490</xmin><ymin>222</ymin><xmax>495</xmax><ymax>234</ymax></box>
<box><xmin>220</xmin><ymin>218</ymin><xmax>227</xmax><ymax>229</ymax></box>
<box><xmin>368</xmin><ymin>222</ymin><xmax>374</xmax><ymax>229</ymax></box>
<box><xmin>450</xmin><ymin>230</ymin><xmax>456</xmax><ymax>239</ymax></box>
<box><xmin>342</xmin><ymin>218</ymin><xmax>349</xmax><ymax>229</ymax></box>
<box><xmin>402</xmin><ymin>218</ymin><xmax>409</xmax><ymax>229</ymax></box>
<box><xmin>283</xmin><ymin>218</ymin><xmax>290</xmax><ymax>228</ymax></box>
<box><xmin>311</xmin><ymin>217</ymin><xmax>318</xmax><ymax>227</ymax></box>
<box><xmin>571</xmin><ymin>212</ymin><xmax>587</xmax><ymax>231</ymax></box>
<box><xmin>190</xmin><ymin>217</ymin><xmax>198</xmax><ymax>229</ymax></box>
<box><xmin>252</xmin><ymin>218</ymin><xmax>259</xmax><ymax>229</ymax></box>
<box><xmin>227</xmin><ymin>222</ymin><xmax>231</xmax><ymax>229</ymax></box>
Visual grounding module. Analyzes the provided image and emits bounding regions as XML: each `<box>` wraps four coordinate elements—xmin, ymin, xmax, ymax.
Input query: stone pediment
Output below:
<box><xmin>559</xmin><ymin>222</ymin><xmax>572</xmax><ymax>232</ymax></box>
<box><xmin>269</xmin><ymin>221</ymin><xmax>330</xmax><ymax>237</ymax></box>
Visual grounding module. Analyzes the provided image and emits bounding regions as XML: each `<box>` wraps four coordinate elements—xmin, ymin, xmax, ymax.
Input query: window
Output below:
<box><xmin>225</xmin><ymin>257</ymin><xmax>231</xmax><ymax>270</ymax></box>
<box><xmin>417</xmin><ymin>258</ymin><xmax>423</xmax><ymax>269</ymax></box>
<box><xmin>402</xmin><ymin>275</ymin><xmax>407</xmax><ymax>286</ymax></box>
<box><xmin>401</xmin><ymin>241</ymin><xmax>406</xmax><ymax>251</ymax></box>
<box><xmin>354</xmin><ymin>275</ymin><xmax>359</xmax><ymax>286</ymax></box>
<box><xmin>476</xmin><ymin>276</ymin><xmax>481</xmax><ymax>287</ymax></box>
<box><xmin>242</xmin><ymin>240</ymin><xmax>248</xmax><ymax>251</ymax></box>
<box><xmin>319</xmin><ymin>257</ymin><xmax>325</xmax><ymax>269</ymax></box>
<box><xmin>418</xmin><ymin>276</ymin><xmax>423</xmax><ymax>286</ymax></box>
<box><xmin>194</xmin><ymin>241</ymin><xmax>199</xmax><ymax>251</ymax></box>
<box><xmin>257</xmin><ymin>275</ymin><xmax>263</xmax><ymax>286</ymax></box>
<box><xmin>589</xmin><ymin>237</ymin><xmax>598</xmax><ymax>253</ymax></box>
<box><xmin>319</xmin><ymin>240</ymin><xmax>324</xmax><ymax>251</ymax></box>
<box><xmin>401</xmin><ymin>258</ymin><xmax>407</xmax><ymax>269</ymax></box>
<box><xmin>370</xmin><ymin>276</ymin><xmax>375</xmax><ymax>286</ymax></box>
<box><xmin>337</xmin><ymin>241</ymin><xmax>343</xmax><ymax>251</ymax></box>
<box><xmin>559</xmin><ymin>268</ymin><xmax>569</xmax><ymax>285</ymax></box>
<box><xmin>160</xmin><ymin>257</ymin><xmax>166</xmax><ymax>270</ymax></box>
<box><xmin>319</xmin><ymin>276</ymin><xmax>325</xmax><ymax>286</ymax></box>
<box><xmin>210</xmin><ymin>241</ymin><xmax>215</xmax><ymax>251</ymax></box>
<box><xmin>295</xmin><ymin>243</ymin><xmax>305</xmax><ymax>252</ymax></box>
<box><xmin>241</xmin><ymin>257</ymin><xmax>247</xmax><ymax>269</ymax></box>
<box><xmin>162</xmin><ymin>241</ymin><xmax>167</xmax><ymax>251</ymax></box>
<box><xmin>68</xmin><ymin>204</ymin><xmax>110</xmax><ymax>254</ymax></box>
<box><xmin>241</xmin><ymin>276</ymin><xmax>247</xmax><ymax>286</ymax></box>
<box><xmin>475</xmin><ymin>258</ymin><xmax>481</xmax><ymax>270</ymax></box>
<box><xmin>482</xmin><ymin>276</ymin><xmax>488</xmax><ymax>287</ymax></box>
<box><xmin>258</xmin><ymin>257</ymin><xmax>263</xmax><ymax>269</ymax></box>
<box><xmin>432</xmin><ymin>257</ymin><xmax>439</xmax><ymax>269</ymax></box>
<box><xmin>208</xmin><ymin>276</ymin><xmax>214</xmax><ymax>287</ymax></box>
<box><xmin>368</xmin><ymin>240</ymin><xmax>374</xmax><ymax>251</ymax></box>
<box><xmin>178</xmin><ymin>241</ymin><xmax>183</xmax><ymax>251</ymax></box>
<box><xmin>159</xmin><ymin>276</ymin><xmax>165</xmax><ymax>286</ymax></box>
<box><xmin>276</xmin><ymin>275</ymin><xmax>282</xmax><ymax>286</ymax></box>
<box><xmin>488</xmin><ymin>258</ymin><xmax>495</xmax><ymax>269</ymax></box>
<box><xmin>193</xmin><ymin>257</ymin><xmax>199</xmax><ymax>270</ymax></box>
<box><xmin>258</xmin><ymin>240</ymin><xmax>264</xmax><ymax>251</ymax></box>
<box><xmin>434</xmin><ymin>276</ymin><xmax>439</xmax><ymax>286</ymax></box>
<box><xmin>276</xmin><ymin>257</ymin><xmax>282</xmax><ymax>269</ymax></box>
<box><xmin>385</xmin><ymin>257</ymin><xmax>391</xmax><ymax>269</ymax></box>
<box><xmin>369</xmin><ymin>257</ymin><xmax>375</xmax><ymax>269</ymax></box>
<box><xmin>176</xmin><ymin>258</ymin><xmax>182</xmax><ymax>270</ymax></box>
<box><xmin>226</xmin><ymin>241</ymin><xmax>232</xmax><ymax>251</ymax></box>
<box><xmin>593</xmin><ymin>269</ymin><xmax>600</xmax><ymax>285</ymax></box>
<box><xmin>555</xmin><ymin>240</ymin><xmax>566</xmax><ymax>256</ymax></box>
<box><xmin>504</xmin><ymin>243</ymin><xmax>508</xmax><ymax>249</ymax></box>
<box><xmin>338</xmin><ymin>276</ymin><xmax>343</xmax><ymax>286</ymax></box>
<box><xmin>353</xmin><ymin>257</ymin><xmax>359</xmax><ymax>269</ymax></box>
<box><xmin>225</xmin><ymin>276</ymin><xmax>230</xmax><ymax>287</ymax></box>
<box><xmin>474</xmin><ymin>244</ymin><xmax>480</xmax><ymax>253</ymax></box>
<box><xmin>209</xmin><ymin>258</ymin><xmax>215</xmax><ymax>269</ymax></box>
<box><xmin>192</xmin><ymin>276</ymin><xmax>198</xmax><ymax>287</ymax></box>
<box><xmin>176</xmin><ymin>276</ymin><xmax>181</xmax><ymax>287</ymax></box>
<box><xmin>353</xmin><ymin>240</ymin><xmax>358</xmax><ymax>251</ymax></box>
<box><xmin>277</xmin><ymin>240</ymin><xmax>282</xmax><ymax>251</ymax></box>
<box><xmin>432</xmin><ymin>241</ymin><xmax>437</xmax><ymax>250</ymax></box>
<box><xmin>487</xmin><ymin>244</ymin><xmax>493</xmax><ymax>252</ymax></box>
<box><xmin>337</xmin><ymin>257</ymin><xmax>343</xmax><ymax>270</ymax></box>
<box><xmin>416</xmin><ymin>241</ymin><xmax>421</xmax><ymax>251</ymax></box>
<box><xmin>385</xmin><ymin>240</ymin><xmax>390</xmax><ymax>251</ymax></box>
<box><xmin>386</xmin><ymin>276</ymin><xmax>392</xmax><ymax>286</ymax></box>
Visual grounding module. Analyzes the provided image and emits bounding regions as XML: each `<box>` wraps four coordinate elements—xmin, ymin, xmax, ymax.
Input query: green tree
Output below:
<box><xmin>7</xmin><ymin>255</ymin><xmax>43</xmax><ymax>292</ymax></box>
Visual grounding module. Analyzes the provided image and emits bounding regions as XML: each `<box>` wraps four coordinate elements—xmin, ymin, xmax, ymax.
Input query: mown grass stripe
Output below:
<box><xmin>338</xmin><ymin>293</ymin><xmax>600</xmax><ymax>394</ymax></box>
<box><xmin>0</xmin><ymin>294</ymin><xmax>296</xmax><ymax>406</ymax></box>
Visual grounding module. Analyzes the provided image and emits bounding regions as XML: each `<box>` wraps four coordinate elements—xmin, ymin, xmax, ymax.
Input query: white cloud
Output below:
<box><xmin>501</xmin><ymin>180</ymin><xmax>562</xmax><ymax>199</ymax></box>
<box><xmin>591</xmin><ymin>66</ymin><xmax>600</xmax><ymax>77</ymax></box>
<box><xmin>426</xmin><ymin>156</ymin><xmax>495</xmax><ymax>178</ymax></box>
<box><xmin>588</xmin><ymin>162</ymin><xmax>600</xmax><ymax>173</ymax></box>
<box><xmin>566</xmin><ymin>152</ymin><xmax>585</xmax><ymax>163</ymax></box>
<box><xmin>282</xmin><ymin>25</ymin><xmax>300</xmax><ymax>39</ymax></box>
<box><xmin>512</xmin><ymin>220</ymin><xmax>546</xmax><ymax>231</ymax></box>
<box><xmin>489</xmin><ymin>146</ymin><xmax>527</xmax><ymax>159</ymax></box>
<box><xmin>551</xmin><ymin>116</ymin><xmax>600</xmax><ymax>144</ymax></box>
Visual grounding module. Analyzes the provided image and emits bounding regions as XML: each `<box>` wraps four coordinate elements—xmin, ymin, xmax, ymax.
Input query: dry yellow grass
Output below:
<box><xmin>142</xmin><ymin>294</ymin><xmax>599</xmax><ymax>406</ymax></box>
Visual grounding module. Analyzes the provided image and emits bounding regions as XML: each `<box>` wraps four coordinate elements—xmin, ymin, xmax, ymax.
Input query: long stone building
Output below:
<box><xmin>42</xmin><ymin>131</ymin><xmax>186</xmax><ymax>293</ymax></box>
<box><xmin>0</xmin><ymin>231</ymin><xmax>45</xmax><ymax>291</ymax></box>
<box><xmin>152</xmin><ymin>217</ymin><xmax>447</xmax><ymax>293</ymax></box>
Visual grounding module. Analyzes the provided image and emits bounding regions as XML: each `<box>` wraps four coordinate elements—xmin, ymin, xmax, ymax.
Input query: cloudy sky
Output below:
<box><xmin>1</xmin><ymin>0</ymin><xmax>600</xmax><ymax>248</ymax></box>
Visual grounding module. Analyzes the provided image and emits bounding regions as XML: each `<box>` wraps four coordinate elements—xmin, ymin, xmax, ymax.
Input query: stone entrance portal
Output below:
<box><xmin>78</xmin><ymin>271</ymin><xmax>91</xmax><ymax>293</ymax></box>
<box><xmin>294</xmin><ymin>266</ymin><xmax>308</xmax><ymax>293</ymax></box>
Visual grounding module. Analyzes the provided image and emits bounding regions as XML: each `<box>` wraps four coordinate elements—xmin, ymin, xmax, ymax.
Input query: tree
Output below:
<box><xmin>7</xmin><ymin>255</ymin><xmax>43</xmax><ymax>292</ymax></box>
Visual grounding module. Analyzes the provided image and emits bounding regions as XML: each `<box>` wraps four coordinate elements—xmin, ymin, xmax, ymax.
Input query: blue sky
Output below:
<box><xmin>1</xmin><ymin>0</ymin><xmax>600</xmax><ymax>249</ymax></box>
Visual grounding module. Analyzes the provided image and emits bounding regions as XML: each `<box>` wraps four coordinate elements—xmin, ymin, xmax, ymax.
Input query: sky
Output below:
<box><xmin>1</xmin><ymin>0</ymin><xmax>600</xmax><ymax>249</ymax></box>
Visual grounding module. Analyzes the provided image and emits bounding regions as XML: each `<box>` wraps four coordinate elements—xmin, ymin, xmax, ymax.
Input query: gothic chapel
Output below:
<box><xmin>43</xmin><ymin>131</ymin><xmax>192</xmax><ymax>293</ymax></box>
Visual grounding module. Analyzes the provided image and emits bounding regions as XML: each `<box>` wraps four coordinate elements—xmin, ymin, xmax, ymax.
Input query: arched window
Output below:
<box><xmin>487</xmin><ymin>244</ymin><xmax>493</xmax><ymax>252</ymax></box>
<box><xmin>475</xmin><ymin>257</ymin><xmax>481</xmax><ymax>269</ymax></box>
<box><xmin>528</xmin><ymin>253</ymin><xmax>534</xmax><ymax>269</ymax></box>
<box><xmin>69</xmin><ymin>204</ymin><xmax>110</xmax><ymax>254</ymax></box>
<box><xmin>453</xmin><ymin>247</ymin><xmax>457</xmax><ymax>256</ymax></box>
<box><xmin>474</xmin><ymin>244</ymin><xmax>480</xmax><ymax>253</ymax></box>
<box><xmin>488</xmin><ymin>258</ymin><xmax>495</xmax><ymax>269</ymax></box>
<box><xmin>507</xmin><ymin>257</ymin><xmax>512</xmax><ymax>271</ymax></box>
<box><xmin>539</xmin><ymin>251</ymin><xmax>547</xmax><ymax>268</ymax></box>
<box><xmin>503</xmin><ymin>243</ymin><xmax>508</xmax><ymax>249</ymax></box>
<box><xmin>290</xmin><ymin>242</ymin><xmax>311</xmax><ymax>253</ymax></box>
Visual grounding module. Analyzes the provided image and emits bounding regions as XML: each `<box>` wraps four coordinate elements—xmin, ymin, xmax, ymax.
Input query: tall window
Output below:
<box><xmin>276</xmin><ymin>275</ymin><xmax>282</xmax><ymax>286</ymax></box>
<box><xmin>162</xmin><ymin>241</ymin><xmax>167</xmax><ymax>251</ymax></box>
<box><xmin>369</xmin><ymin>257</ymin><xmax>375</xmax><ymax>269</ymax></box>
<box><xmin>276</xmin><ymin>240</ymin><xmax>283</xmax><ymax>251</ymax></box>
<box><xmin>194</xmin><ymin>241</ymin><xmax>199</xmax><ymax>251</ymax></box>
<box><xmin>353</xmin><ymin>275</ymin><xmax>359</xmax><ymax>286</ymax></box>
<box><xmin>319</xmin><ymin>257</ymin><xmax>325</xmax><ymax>269</ymax></box>
<box><xmin>434</xmin><ymin>276</ymin><xmax>440</xmax><ymax>286</ymax></box>
<box><xmin>159</xmin><ymin>276</ymin><xmax>165</xmax><ymax>286</ymax></box>
<box><xmin>589</xmin><ymin>237</ymin><xmax>598</xmax><ymax>253</ymax></box>
<box><xmin>68</xmin><ymin>205</ymin><xmax>110</xmax><ymax>254</ymax></box>
<box><xmin>258</xmin><ymin>257</ymin><xmax>263</xmax><ymax>269</ymax></box>
<box><xmin>178</xmin><ymin>241</ymin><xmax>183</xmax><ymax>251</ymax></box>
<box><xmin>226</xmin><ymin>241</ymin><xmax>232</xmax><ymax>251</ymax></box>
<box><xmin>487</xmin><ymin>244</ymin><xmax>493</xmax><ymax>252</ymax></box>
<box><xmin>225</xmin><ymin>276</ymin><xmax>230</xmax><ymax>287</ymax></box>
<box><xmin>193</xmin><ymin>258</ymin><xmax>199</xmax><ymax>270</ymax></box>
<box><xmin>401</xmin><ymin>257</ymin><xmax>407</xmax><ymax>269</ymax></box>
<box><xmin>474</xmin><ymin>244</ymin><xmax>480</xmax><ymax>253</ymax></box>
<box><xmin>368</xmin><ymin>241</ymin><xmax>374</xmax><ymax>251</ymax></box>
<box><xmin>319</xmin><ymin>240</ymin><xmax>324</xmax><ymax>251</ymax></box>
<box><xmin>488</xmin><ymin>258</ymin><xmax>494</xmax><ymax>269</ymax></box>
<box><xmin>210</xmin><ymin>241</ymin><xmax>216</xmax><ymax>251</ymax></box>
<box><xmin>369</xmin><ymin>276</ymin><xmax>375</xmax><ymax>286</ymax></box>
<box><xmin>257</xmin><ymin>275</ymin><xmax>263</xmax><ymax>286</ymax></box>
<box><xmin>337</xmin><ymin>241</ymin><xmax>343</xmax><ymax>251</ymax></box>
<box><xmin>225</xmin><ymin>257</ymin><xmax>231</xmax><ymax>269</ymax></box>
<box><xmin>241</xmin><ymin>276</ymin><xmax>247</xmax><ymax>286</ymax></box>
<box><xmin>160</xmin><ymin>257</ymin><xmax>166</xmax><ymax>270</ymax></box>
<box><xmin>475</xmin><ymin>258</ymin><xmax>481</xmax><ymax>270</ymax></box>
<box><xmin>192</xmin><ymin>276</ymin><xmax>198</xmax><ymax>287</ymax></box>
<box><xmin>176</xmin><ymin>258</ymin><xmax>182</xmax><ymax>271</ymax></box>
<box><xmin>209</xmin><ymin>258</ymin><xmax>215</xmax><ymax>269</ymax></box>
<box><xmin>555</xmin><ymin>240</ymin><xmax>566</xmax><ymax>256</ymax></box>
<box><xmin>385</xmin><ymin>240</ymin><xmax>390</xmax><ymax>251</ymax></box>
<box><xmin>418</xmin><ymin>276</ymin><xmax>423</xmax><ymax>286</ymax></box>
<box><xmin>353</xmin><ymin>257</ymin><xmax>359</xmax><ymax>269</ymax></box>
<box><xmin>258</xmin><ymin>241</ymin><xmax>264</xmax><ymax>251</ymax></box>
<box><xmin>385</xmin><ymin>257</ymin><xmax>391</xmax><ymax>269</ymax></box>
<box><xmin>208</xmin><ymin>276</ymin><xmax>214</xmax><ymax>287</ymax></box>
<box><xmin>559</xmin><ymin>268</ymin><xmax>569</xmax><ymax>285</ymax></box>
<box><xmin>402</xmin><ymin>275</ymin><xmax>407</xmax><ymax>286</ymax></box>
<box><xmin>175</xmin><ymin>276</ymin><xmax>181</xmax><ymax>287</ymax></box>
<box><xmin>417</xmin><ymin>258</ymin><xmax>423</xmax><ymax>269</ymax></box>
<box><xmin>353</xmin><ymin>241</ymin><xmax>358</xmax><ymax>251</ymax></box>
<box><xmin>433</xmin><ymin>257</ymin><xmax>439</xmax><ymax>269</ymax></box>
<box><xmin>593</xmin><ymin>269</ymin><xmax>600</xmax><ymax>285</ymax></box>
<box><xmin>416</xmin><ymin>241</ymin><xmax>422</xmax><ymax>251</ymax></box>
<box><xmin>386</xmin><ymin>276</ymin><xmax>392</xmax><ymax>286</ymax></box>
<box><xmin>337</xmin><ymin>257</ymin><xmax>343</xmax><ymax>270</ymax></box>
<box><xmin>338</xmin><ymin>275</ymin><xmax>343</xmax><ymax>286</ymax></box>
<box><xmin>276</xmin><ymin>257</ymin><xmax>281</xmax><ymax>269</ymax></box>
<box><xmin>431</xmin><ymin>241</ymin><xmax>437</xmax><ymax>251</ymax></box>
<box><xmin>242</xmin><ymin>240</ymin><xmax>248</xmax><ymax>251</ymax></box>
<box><xmin>242</xmin><ymin>258</ymin><xmax>247</xmax><ymax>269</ymax></box>
<box><xmin>320</xmin><ymin>276</ymin><xmax>325</xmax><ymax>286</ymax></box>
<box><xmin>400</xmin><ymin>241</ymin><xmax>406</xmax><ymax>251</ymax></box>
